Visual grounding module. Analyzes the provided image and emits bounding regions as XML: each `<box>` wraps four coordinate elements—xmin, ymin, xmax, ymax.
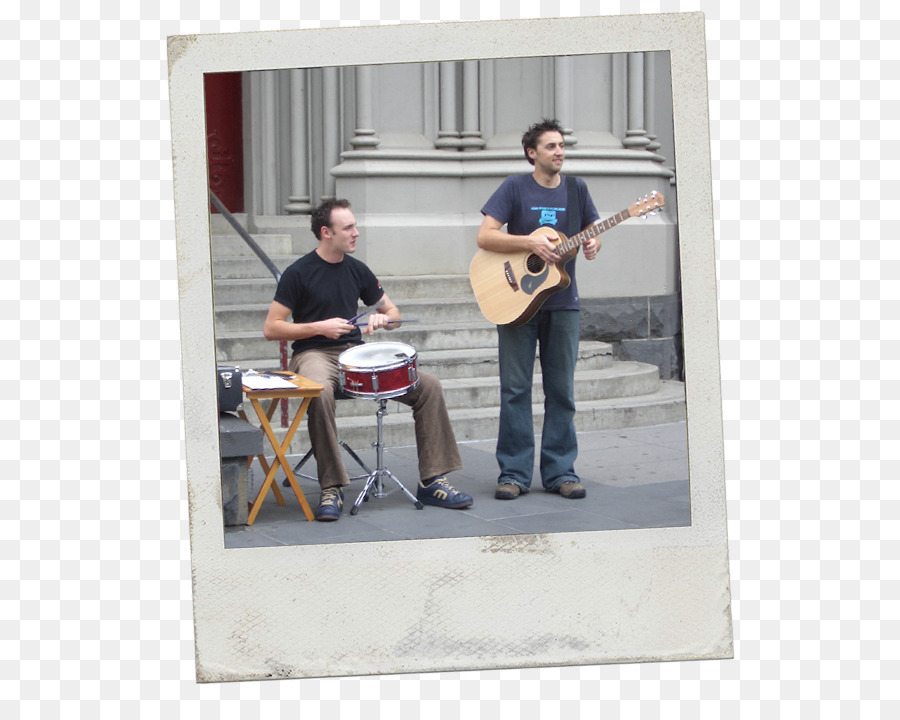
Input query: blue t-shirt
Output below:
<box><xmin>273</xmin><ymin>250</ymin><xmax>384</xmax><ymax>355</ymax></box>
<box><xmin>481</xmin><ymin>174</ymin><xmax>599</xmax><ymax>310</ymax></box>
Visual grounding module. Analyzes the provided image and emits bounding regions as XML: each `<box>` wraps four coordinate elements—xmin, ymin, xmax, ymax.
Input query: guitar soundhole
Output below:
<box><xmin>525</xmin><ymin>254</ymin><xmax>545</xmax><ymax>274</ymax></box>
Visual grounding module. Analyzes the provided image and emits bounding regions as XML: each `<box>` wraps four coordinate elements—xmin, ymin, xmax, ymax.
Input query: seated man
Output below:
<box><xmin>263</xmin><ymin>198</ymin><xmax>473</xmax><ymax>521</ymax></box>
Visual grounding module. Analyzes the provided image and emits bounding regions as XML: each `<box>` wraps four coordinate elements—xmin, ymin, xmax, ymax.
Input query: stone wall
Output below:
<box><xmin>580</xmin><ymin>294</ymin><xmax>683</xmax><ymax>380</ymax></box>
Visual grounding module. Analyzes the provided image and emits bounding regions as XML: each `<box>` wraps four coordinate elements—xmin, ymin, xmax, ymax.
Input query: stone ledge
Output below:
<box><xmin>219</xmin><ymin>413</ymin><xmax>264</xmax><ymax>526</ymax></box>
<box><xmin>619</xmin><ymin>338</ymin><xmax>682</xmax><ymax>381</ymax></box>
<box><xmin>580</xmin><ymin>294</ymin><xmax>683</xmax><ymax>379</ymax></box>
<box><xmin>219</xmin><ymin>411</ymin><xmax>264</xmax><ymax>458</ymax></box>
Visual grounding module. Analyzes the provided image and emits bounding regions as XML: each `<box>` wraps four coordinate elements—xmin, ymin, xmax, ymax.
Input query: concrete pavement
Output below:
<box><xmin>224</xmin><ymin>421</ymin><xmax>690</xmax><ymax>548</ymax></box>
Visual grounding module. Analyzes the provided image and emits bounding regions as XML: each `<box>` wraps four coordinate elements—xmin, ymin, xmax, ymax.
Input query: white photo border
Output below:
<box><xmin>167</xmin><ymin>12</ymin><xmax>732</xmax><ymax>682</ymax></box>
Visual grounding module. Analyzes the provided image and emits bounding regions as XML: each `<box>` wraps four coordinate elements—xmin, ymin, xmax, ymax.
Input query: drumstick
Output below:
<box><xmin>352</xmin><ymin>319</ymin><xmax>420</xmax><ymax>327</ymax></box>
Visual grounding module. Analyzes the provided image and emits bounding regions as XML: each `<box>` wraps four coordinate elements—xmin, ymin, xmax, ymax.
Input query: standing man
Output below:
<box><xmin>263</xmin><ymin>198</ymin><xmax>473</xmax><ymax>521</ymax></box>
<box><xmin>476</xmin><ymin>119</ymin><xmax>601</xmax><ymax>500</ymax></box>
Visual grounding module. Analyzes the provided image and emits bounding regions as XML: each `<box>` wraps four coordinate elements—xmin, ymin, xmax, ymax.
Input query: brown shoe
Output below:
<box><xmin>556</xmin><ymin>481</ymin><xmax>586</xmax><ymax>499</ymax></box>
<box><xmin>494</xmin><ymin>483</ymin><xmax>522</xmax><ymax>500</ymax></box>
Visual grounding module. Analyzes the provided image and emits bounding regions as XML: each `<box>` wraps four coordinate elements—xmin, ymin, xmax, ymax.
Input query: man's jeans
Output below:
<box><xmin>495</xmin><ymin>309</ymin><xmax>580</xmax><ymax>491</ymax></box>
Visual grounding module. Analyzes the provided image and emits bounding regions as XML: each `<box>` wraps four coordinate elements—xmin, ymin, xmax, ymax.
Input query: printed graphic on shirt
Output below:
<box><xmin>533</xmin><ymin>206</ymin><xmax>566</xmax><ymax>226</ymax></box>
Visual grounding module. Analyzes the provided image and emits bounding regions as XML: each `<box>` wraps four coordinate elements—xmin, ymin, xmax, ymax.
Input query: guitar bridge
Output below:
<box><xmin>503</xmin><ymin>261</ymin><xmax>519</xmax><ymax>292</ymax></box>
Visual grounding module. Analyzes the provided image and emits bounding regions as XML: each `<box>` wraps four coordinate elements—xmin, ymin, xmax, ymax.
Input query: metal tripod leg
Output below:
<box><xmin>339</xmin><ymin>439</ymin><xmax>374</xmax><ymax>480</ymax></box>
<box><xmin>284</xmin><ymin>438</ymin><xmax>372</xmax><ymax>487</ymax></box>
<box><xmin>350</xmin><ymin>398</ymin><xmax>424</xmax><ymax>515</ymax></box>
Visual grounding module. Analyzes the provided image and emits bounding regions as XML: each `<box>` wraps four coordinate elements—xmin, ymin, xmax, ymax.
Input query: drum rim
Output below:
<box><xmin>338</xmin><ymin>341</ymin><xmax>418</xmax><ymax>372</ymax></box>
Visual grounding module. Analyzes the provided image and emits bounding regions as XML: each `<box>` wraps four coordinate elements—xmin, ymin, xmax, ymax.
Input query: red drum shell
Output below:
<box><xmin>338</xmin><ymin>342</ymin><xmax>419</xmax><ymax>399</ymax></box>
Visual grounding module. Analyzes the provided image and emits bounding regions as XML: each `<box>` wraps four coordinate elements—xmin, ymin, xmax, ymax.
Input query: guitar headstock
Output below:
<box><xmin>628</xmin><ymin>191</ymin><xmax>666</xmax><ymax>219</ymax></box>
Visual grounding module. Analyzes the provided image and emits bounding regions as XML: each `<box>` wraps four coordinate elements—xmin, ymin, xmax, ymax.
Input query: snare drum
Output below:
<box><xmin>338</xmin><ymin>342</ymin><xmax>419</xmax><ymax>399</ymax></box>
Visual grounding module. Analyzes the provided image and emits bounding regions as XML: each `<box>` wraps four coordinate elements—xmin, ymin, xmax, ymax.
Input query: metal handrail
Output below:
<box><xmin>209</xmin><ymin>191</ymin><xmax>282</xmax><ymax>282</ymax></box>
<box><xmin>210</xmin><ymin>189</ymin><xmax>290</xmax><ymax>427</ymax></box>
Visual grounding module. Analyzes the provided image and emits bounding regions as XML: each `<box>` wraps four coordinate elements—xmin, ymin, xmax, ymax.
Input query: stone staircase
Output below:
<box><xmin>211</xmin><ymin>222</ymin><xmax>686</xmax><ymax>454</ymax></box>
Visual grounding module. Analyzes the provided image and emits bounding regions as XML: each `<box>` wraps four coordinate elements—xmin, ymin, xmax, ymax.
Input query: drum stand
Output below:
<box><xmin>288</xmin><ymin>439</ymin><xmax>372</xmax><ymax>485</ymax></box>
<box><xmin>350</xmin><ymin>397</ymin><xmax>424</xmax><ymax>515</ymax></box>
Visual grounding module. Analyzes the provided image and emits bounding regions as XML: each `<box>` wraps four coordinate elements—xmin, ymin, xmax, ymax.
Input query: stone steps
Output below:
<box><xmin>240</xmin><ymin>355</ymin><xmax>648</xmax><ymax>427</ymax></box>
<box><xmin>418</xmin><ymin>343</ymin><xmax>615</xmax><ymax>379</ymax></box>
<box><xmin>212</xmin><ymin>269</ymin><xmax>476</xmax><ymax>305</ymax></box>
<box><xmin>260</xmin><ymin>379</ymin><xmax>686</xmax><ymax>453</ymax></box>
<box><xmin>229</xmin><ymin>341</ymin><xmax>614</xmax><ymax>381</ymax></box>
<box><xmin>213</xmin><ymin>278</ymin><xmax>281</xmax><ymax>306</ymax></box>
<box><xmin>438</xmin><ymin>380</ymin><xmax>687</xmax><ymax>442</ymax></box>
<box><xmin>215</xmin><ymin>322</ymin><xmax>504</xmax><ymax>363</ymax></box>
<box><xmin>210</xmin><ymin>235</ymin><xmax>685</xmax><ymax>460</ymax></box>
<box><xmin>210</xmin><ymin>232</ymin><xmax>294</xmax><ymax>258</ymax></box>
<box><xmin>212</xmin><ymin>255</ymin><xmax>295</xmax><ymax>280</ymax></box>
<box><xmin>213</xmin><ymin>297</ymin><xmax>487</xmax><ymax>334</ymax></box>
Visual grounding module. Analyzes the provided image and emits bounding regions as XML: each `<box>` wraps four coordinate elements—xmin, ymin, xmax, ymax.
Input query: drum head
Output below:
<box><xmin>339</xmin><ymin>342</ymin><xmax>417</xmax><ymax>369</ymax></box>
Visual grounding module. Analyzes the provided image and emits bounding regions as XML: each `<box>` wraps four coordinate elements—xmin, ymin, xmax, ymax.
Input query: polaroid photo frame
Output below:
<box><xmin>168</xmin><ymin>12</ymin><xmax>732</xmax><ymax>682</ymax></box>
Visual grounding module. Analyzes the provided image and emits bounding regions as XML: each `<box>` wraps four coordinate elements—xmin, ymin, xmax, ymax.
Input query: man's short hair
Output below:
<box><xmin>310</xmin><ymin>198</ymin><xmax>352</xmax><ymax>239</ymax></box>
<box><xmin>521</xmin><ymin>118</ymin><xmax>565</xmax><ymax>166</ymax></box>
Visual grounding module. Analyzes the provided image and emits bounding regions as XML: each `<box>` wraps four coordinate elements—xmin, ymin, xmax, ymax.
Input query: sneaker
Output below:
<box><xmin>315</xmin><ymin>486</ymin><xmax>343</xmax><ymax>521</ymax></box>
<box><xmin>417</xmin><ymin>477</ymin><xmax>473</xmax><ymax>509</ymax></box>
<box><xmin>494</xmin><ymin>483</ymin><xmax>522</xmax><ymax>500</ymax></box>
<box><xmin>555</xmin><ymin>481</ymin><xmax>586</xmax><ymax>499</ymax></box>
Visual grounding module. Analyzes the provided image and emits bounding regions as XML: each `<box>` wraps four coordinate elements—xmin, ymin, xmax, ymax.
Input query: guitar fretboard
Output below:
<box><xmin>556</xmin><ymin>210</ymin><xmax>630</xmax><ymax>256</ymax></box>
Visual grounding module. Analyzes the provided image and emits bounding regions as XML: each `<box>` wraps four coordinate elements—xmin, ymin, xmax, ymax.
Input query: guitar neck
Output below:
<box><xmin>556</xmin><ymin>208</ymin><xmax>632</xmax><ymax>255</ymax></box>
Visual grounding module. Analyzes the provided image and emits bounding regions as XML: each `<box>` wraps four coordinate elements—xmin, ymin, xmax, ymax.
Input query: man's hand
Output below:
<box><xmin>528</xmin><ymin>232</ymin><xmax>561</xmax><ymax>265</ymax></box>
<box><xmin>316</xmin><ymin>317</ymin><xmax>355</xmax><ymax>340</ymax></box>
<box><xmin>583</xmin><ymin>237</ymin><xmax>600</xmax><ymax>260</ymax></box>
<box><xmin>362</xmin><ymin>313</ymin><xmax>393</xmax><ymax>335</ymax></box>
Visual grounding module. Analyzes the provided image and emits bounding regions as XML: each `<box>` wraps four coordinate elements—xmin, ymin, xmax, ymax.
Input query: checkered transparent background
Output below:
<box><xmin>6</xmin><ymin>0</ymin><xmax>895</xmax><ymax>716</ymax></box>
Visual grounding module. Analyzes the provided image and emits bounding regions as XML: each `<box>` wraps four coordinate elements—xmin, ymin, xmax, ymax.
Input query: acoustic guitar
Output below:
<box><xmin>469</xmin><ymin>191</ymin><xmax>665</xmax><ymax>326</ymax></box>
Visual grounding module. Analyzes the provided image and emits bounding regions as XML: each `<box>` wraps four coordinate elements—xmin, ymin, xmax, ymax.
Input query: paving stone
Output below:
<box><xmin>225</xmin><ymin>422</ymin><xmax>692</xmax><ymax>548</ymax></box>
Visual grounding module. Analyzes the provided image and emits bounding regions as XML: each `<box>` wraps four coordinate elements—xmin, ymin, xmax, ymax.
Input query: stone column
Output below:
<box><xmin>460</xmin><ymin>60</ymin><xmax>485</xmax><ymax>151</ymax></box>
<box><xmin>350</xmin><ymin>65</ymin><xmax>380</xmax><ymax>150</ymax></box>
<box><xmin>644</xmin><ymin>53</ymin><xmax>664</xmax><ymax>159</ymax></box>
<box><xmin>260</xmin><ymin>70</ymin><xmax>279</xmax><ymax>215</ymax></box>
<box><xmin>478</xmin><ymin>59</ymin><xmax>496</xmax><ymax>141</ymax></box>
<box><xmin>554</xmin><ymin>55</ymin><xmax>577</xmax><ymax>146</ymax></box>
<box><xmin>623</xmin><ymin>52</ymin><xmax>651</xmax><ymax>150</ymax></box>
<box><xmin>611</xmin><ymin>53</ymin><xmax>627</xmax><ymax>141</ymax></box>
<box><xmin>284</xmin><ymin>68</ymin><xmax>312</xmax><ymax>214</ymax></box>
<box><xmin>321</xmin><ymin>66</ymin><xmax>340</xmax><ymax>199</ymax></box>
<box><xmin>435</xmin><ymin>61</ymin><xmax>462</xmax><ymax>150</ymax></box>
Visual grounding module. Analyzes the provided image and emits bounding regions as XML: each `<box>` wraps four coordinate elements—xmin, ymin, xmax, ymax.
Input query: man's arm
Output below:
<box><xmin>262</xmin><ymin>300</ymin><xmax>354</xmax><ymax>342</ymax></box>
<box><xmin>476</xmin><ymin>214</ymin><xmax>561</xmax><ymax>266</ymax></box>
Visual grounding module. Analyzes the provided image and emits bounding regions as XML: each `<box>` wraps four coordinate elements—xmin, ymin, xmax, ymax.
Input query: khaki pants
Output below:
<box><xmin>290</xmin><ymin>345</ymin><xmax>463</xmax><ymax>489</ymax></box>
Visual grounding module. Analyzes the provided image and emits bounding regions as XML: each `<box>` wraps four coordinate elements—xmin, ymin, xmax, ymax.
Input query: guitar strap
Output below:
<box><xmin>566</xmin><ymin>176</ymin><xmax>579</xmax><ymax>236</ymax></box>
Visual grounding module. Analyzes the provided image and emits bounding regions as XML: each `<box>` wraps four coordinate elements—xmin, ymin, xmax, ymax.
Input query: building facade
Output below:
<box><xmin>207</xmin><ymin>51</ymin><xmax>682</xmax><ymax>377</ymax></box>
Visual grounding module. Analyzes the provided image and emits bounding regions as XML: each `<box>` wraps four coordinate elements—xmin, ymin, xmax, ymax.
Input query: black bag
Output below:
<box><xmin>217</xmin><ymin>365</ymin><xmax>243</xmax><ymax>412</ymax></box>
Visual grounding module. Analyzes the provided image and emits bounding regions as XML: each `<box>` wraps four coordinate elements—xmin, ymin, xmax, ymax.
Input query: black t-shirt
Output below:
<box><xmin>273</xmin><ymin>250</ymin><xmax>384</xmax><ymax>355</ymax></box>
